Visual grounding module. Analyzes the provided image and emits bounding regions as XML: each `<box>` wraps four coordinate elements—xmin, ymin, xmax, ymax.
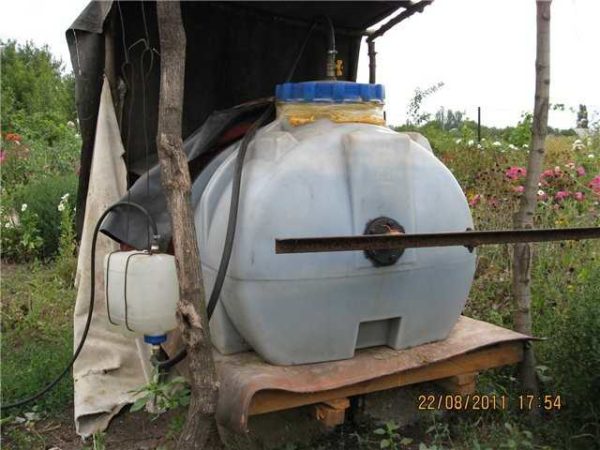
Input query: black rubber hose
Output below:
<box><xmin>320</xmin><ymin>15</ymin><xmax>336</xmax><ymax>57</ymax></box>
<box><xmin>157</xmin><ymin>20</ymin><xmax>320</xmax><ymax>371</ymax></box>
<box><xmin>1</xmin><ymin>201</ymin><xmax>157</xmax><ymax>411</ymax></box>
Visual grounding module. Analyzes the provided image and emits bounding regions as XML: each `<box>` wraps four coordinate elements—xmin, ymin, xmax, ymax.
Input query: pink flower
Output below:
<box><xmin>589</xmin><ymin>176</ymin><xmax>600</xmax><ymax>194</ymax></box>
<box><xmin>573</xmin><ymin>192</ymin><xmax>585</xmax><ymax>202</ymax></box>
<box><xmin>540</xmin><ymin>169</ymin><xmax>555</xmax><ymax>180</ymax></box>
<box><xmin>553</xmin><ymin>166</ymin><xmax>563</xmax><ymax>177</ymax></box>
<box><xmin>469</xmin><ymin>194</ymin><xmax>482</xmax><ymax>207</ymax></box>
<box><xmin>554</xmin><ymin>191</ymin><xmax>570</xmax><ymax>202</ymax></box>
<box><xmin>512</xmin><ymin>185</ymin><xmax>525</xmax><ymax>193</ymax></box>
<box><xmin>576</xmin><ymin>166</ymin><xmax>586</xmax><ymax>177</ymax></box>
<box><xmin>506</xmin><ymin>166</ymin><xmax>527</xmax><ymax>180</ymax></box>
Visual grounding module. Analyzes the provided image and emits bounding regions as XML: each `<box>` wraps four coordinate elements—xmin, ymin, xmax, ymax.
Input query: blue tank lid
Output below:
<box><xmin>276</xmin><ymin>81</ymin><xmax>385</xmax><ymax>103</ymax></box>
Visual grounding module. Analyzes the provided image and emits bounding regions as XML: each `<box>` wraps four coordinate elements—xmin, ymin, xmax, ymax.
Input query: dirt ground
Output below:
<box><xmin>1</xmin><ymin>385</ymin><xmax>430</xmax><ymax>450</ymax></box>
<box><xmin>1</xmin><ymin>406</ymin><xmax>182</xmax><ymax>450</ymax></box>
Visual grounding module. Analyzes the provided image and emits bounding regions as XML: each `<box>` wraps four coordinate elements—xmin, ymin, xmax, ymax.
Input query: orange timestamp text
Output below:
<box><xmin>417</xmin><ymin>394</ymin><xmax>562</xmax><ymax>411</ymax></box>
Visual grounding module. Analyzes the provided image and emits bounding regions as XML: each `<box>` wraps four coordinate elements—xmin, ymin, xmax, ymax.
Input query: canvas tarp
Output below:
<box><xmin>73</xmin><ymin>77</ymin><xmax>153</xmax><ymax>437</ymax></box>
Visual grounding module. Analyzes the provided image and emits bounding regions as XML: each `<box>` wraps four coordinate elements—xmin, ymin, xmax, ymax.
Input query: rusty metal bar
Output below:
<box><xmin>275</xmin><ymin>227</ymin><xmax>600</xmax><ymax>254</ymax></box>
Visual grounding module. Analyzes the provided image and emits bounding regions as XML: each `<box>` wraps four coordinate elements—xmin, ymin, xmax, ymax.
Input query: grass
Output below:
<box><xmin>1</xmin><ymin>259</ymin><xmax>76</xmax><ymax>414</ymax></box>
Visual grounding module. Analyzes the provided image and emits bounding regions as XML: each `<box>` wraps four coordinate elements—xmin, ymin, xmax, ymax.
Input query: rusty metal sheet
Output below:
<box><xmin>213</xmin><ymin>317</ymin><xmax>531</xmax><ymax>433</ymax></box>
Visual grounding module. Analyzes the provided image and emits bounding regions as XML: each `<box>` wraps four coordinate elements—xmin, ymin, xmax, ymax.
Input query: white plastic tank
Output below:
<box><xmin>104</xmin><ymin>250</ymin><xmax>179</xmax><ymax>343</ymax></box>
<box><xmin>195</xmin><ymin>81</ymin><xmax>476</xmax><ymax>365</ymax></box>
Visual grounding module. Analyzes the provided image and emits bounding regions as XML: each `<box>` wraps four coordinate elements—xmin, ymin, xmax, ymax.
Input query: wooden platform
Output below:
<box><xmin>206</xmin><ymin>317</ymin><xmax>530</xmax><ymax>432</ymax></box>
<box><xmin>166</xmin><ymin>317</ymin><xmax>532</xmax><ymax>432</ymax></box>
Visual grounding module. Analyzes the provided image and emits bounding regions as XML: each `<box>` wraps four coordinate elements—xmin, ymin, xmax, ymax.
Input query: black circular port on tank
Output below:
<box><xmin>363</xmin><ymin>216</ymin><xmax>405</xmax><ymax>267</ymax></box>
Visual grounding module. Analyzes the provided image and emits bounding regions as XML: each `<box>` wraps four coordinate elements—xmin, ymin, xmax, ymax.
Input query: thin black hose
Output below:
<box><xmin>1</xmin><ymin>202</ymin><xmax>157</xmax><ymax>411</ymax></box>
<box><xmin>320</xmin><ymin>15</ymin><xmax>336</xmax><ymax>56</ymax></box>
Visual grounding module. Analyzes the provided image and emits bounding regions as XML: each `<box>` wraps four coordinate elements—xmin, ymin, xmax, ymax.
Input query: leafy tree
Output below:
<box><xmin>1</xmin><ymin>40</ymin><xmax>77</xmax><ymax>145</ymax></box>
<box><xmin>576</xmin><ymin>104</ymin><xmax>588</xmax><ymax>129</ymax></box>
<box><xmin>435</xmin><ymin>107</ymin><xmax>466</xmax><ymax>131</ymax></box>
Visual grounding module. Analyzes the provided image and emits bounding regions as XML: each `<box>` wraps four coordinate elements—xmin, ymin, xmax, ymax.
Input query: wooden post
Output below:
<box><xmin>512</xmin><ymin>0</ymin><xmax>551</xmax><ymax>403</ymax></box>
<box><xmin>155</xmin><ymin>3</ymin><xmax>223</xmax><ymax>449</ymax></box>
<box><xmin>477</xmin><ymin>106</ymin><xmax>481</xmax><ymax>143</ymax></box>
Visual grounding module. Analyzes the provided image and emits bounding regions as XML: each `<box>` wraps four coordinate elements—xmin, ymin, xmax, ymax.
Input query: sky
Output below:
<box><xmin>1</xmin><ymin>0</ymin><xmax>599</xmax><ymax>129</ymax></box>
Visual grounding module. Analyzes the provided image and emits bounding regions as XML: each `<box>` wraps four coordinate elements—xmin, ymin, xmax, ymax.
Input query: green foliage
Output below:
<box><xmin>506</xmin><ymin>112</ymin><xmax>533</xmax><ymax>148</ymax></box>
<box><xmin>1</xmin><ymin>203</ymin><xmax>44</xmax><ymax>261</ymax></box>
<box><xmin>129</xmin><ymin>374</ymin><xmax>191</xmax><ymax>417</ymax></box>
<box><xmin>9</xmin><ymin>175</ymin><xmax>77</xmax><ymax>260</ymax></box>
<box><xmin>1</xmin><ymin>40</ymin><xmax>76</xmax><ymax>140</ymax></box>
<box><xmin>534</xmin><ymin>266</ymin><xmax>600</xmax><ymax>447</ymax></box>
<box><xmin>373</xmin><ymin>421</ymin><xmax>413</xmax><ymax>449</ymax></box>
<box><xmin>55</xmin><ymin>193</ymin><xmax>78</xmax><ymax>284</ymax></box>
<box><xmin>1</xmin><ymin>40</ymin><xmax>80</xmax><ymax>262</ymax></box>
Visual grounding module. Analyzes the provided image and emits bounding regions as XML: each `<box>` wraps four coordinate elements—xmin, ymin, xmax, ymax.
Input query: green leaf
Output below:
<box><xmin>129</xmin><ymin>396</ymin><xmax>149</xmax><ymax>412</ymax></box>
<box><xmin>373</xmin><ymin>428</ymin><xmax>386</xmax><ymax>435</ymax></box>
<box><xmin>380</xmin><ymin>439</ymin><xmax>391</xmax><ymax>448</ymax></box>
<box><xmin>400</xmin><ymin>437</ymin><xmax>413</xmax><ymax>446</ymax></box>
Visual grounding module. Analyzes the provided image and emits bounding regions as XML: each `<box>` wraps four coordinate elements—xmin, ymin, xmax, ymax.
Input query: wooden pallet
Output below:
<box><xmin>168</xmin><ymin>317</ymin><xmax>530</xmax><ymax>433</ymax></box>
<box><xmin>249</xmin><ymin>341</ymin><xmax>522</xmax><ymax>427</ymax></box>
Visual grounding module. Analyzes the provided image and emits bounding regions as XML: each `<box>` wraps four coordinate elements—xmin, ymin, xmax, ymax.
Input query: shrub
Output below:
<box><xmin>1</xmin><ymin>202</ymin><xmax>44</xmax><ymax>261</ymax></box>
<box><xmin>10</xmin><ymin>175</ymin><xmax>77</xmax><ymax>260</ymax></box>
<box><xmin>534</xmin><ymin>266</ymin><xmax>600</xmax><ymax>448</ymax></box>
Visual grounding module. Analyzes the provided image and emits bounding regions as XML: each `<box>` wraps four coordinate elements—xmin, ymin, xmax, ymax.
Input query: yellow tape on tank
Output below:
<box><xmin>277</xmin><ymin>102</ymin><xmax>386</xmax><ymax>127</ymax></box>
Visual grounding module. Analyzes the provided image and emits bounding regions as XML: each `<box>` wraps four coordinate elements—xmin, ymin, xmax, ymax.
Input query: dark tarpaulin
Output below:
<box><xmin>101</xmin><ymin>99</ymin><xmax>271</xmax><ymax>251</ymax></box>
<box><xmin>67</xmin><ymin>1</ymin><xmax>409</xmax><ymax>239</ymax></box>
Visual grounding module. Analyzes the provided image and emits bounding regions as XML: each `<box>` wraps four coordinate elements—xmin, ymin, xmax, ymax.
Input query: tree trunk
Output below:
<box><xmin>512</xmin><ymin>0</ymin><xmax>551</xmax><ymax>400</ymax></box>
<box><xmin>155</xmin><ymin>3</ymin><xmax>223</xmax><ymax>449</ymax></box>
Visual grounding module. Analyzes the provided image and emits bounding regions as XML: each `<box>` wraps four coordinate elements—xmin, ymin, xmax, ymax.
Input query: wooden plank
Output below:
<box><xmin>313</xmin><ymin>398</ymin><xmax>350</xmax><ymax>428</ymax></box>
<box><xmin>249</xmin><ymin>341</ymin><xmax>523</xmax><ymax>415</ymax></box>
<box><xmin>437</xmin><ymin>372</ymin><xmax>478</xmax><ymax>395</ymax></box>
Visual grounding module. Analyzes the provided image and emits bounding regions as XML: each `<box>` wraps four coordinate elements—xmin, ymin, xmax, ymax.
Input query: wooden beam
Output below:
<box><xmin>249</xmin><ymin>341</ymin><xmax>523</xmax><ymax>415</ymax></box>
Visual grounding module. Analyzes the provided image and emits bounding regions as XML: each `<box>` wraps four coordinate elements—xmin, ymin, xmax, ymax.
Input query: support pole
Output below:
<box><xmin>477</xmin><ymin>106</ymin><xmax>481</xmax><ymax>142</ymax></box>
<box><xmin>368</xmin><ymin>39</ymin><xmax>377</xmax><ymax>84</ymax></box>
